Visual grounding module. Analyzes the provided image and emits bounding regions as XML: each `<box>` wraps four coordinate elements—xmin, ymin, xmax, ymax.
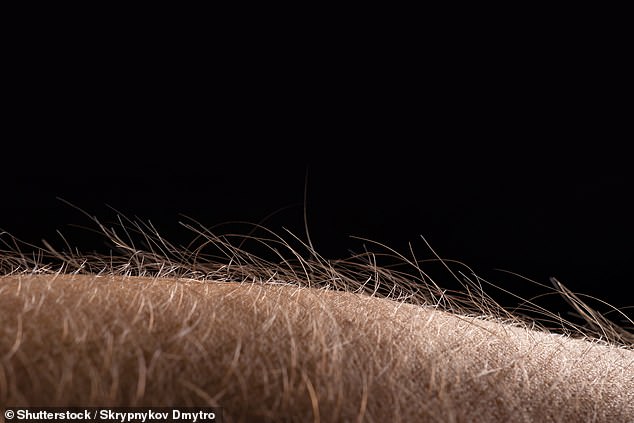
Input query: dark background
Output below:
<box><xmin>2</xmin><ymin>23</ymin><xmax>632</xmax><ymax>326</ymax></box>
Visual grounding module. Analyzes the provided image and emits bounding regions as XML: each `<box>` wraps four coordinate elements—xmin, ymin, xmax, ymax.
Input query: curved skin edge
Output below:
<box><xmin>0</xmin><ymin>274</ymin><xmax>633</xmax><ymax>422</ymax></box>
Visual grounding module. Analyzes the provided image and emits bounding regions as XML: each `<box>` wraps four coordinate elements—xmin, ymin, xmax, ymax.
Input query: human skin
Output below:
<box><xmin>1</xmin><ymin>273</ymin><xmax>633</xmax><ymax>422</ymax></box>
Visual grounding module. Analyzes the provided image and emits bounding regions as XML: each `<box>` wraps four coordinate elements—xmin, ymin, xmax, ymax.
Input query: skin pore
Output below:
<box><xmin>1</xmin><ymin>219</ymin><xmax>633</xmax><ymax>422</ymax></box>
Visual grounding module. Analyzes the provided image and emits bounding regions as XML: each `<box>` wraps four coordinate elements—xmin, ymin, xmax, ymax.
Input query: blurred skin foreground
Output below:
<box><xmin>1</xmin><ymin>273</ymin><xmax>633</xmax><ymax>422</ymax></box>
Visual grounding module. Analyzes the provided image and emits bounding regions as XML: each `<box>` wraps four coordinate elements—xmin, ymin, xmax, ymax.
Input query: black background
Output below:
<box><xmin>2</xmin><ymin>22</ymin><xmax>632</xmax><ymax>325</ymax></box>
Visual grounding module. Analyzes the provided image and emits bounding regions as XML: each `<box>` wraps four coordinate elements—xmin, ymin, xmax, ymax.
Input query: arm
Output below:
<box><xmin>2</xmin><ymin>273</ymin><xmax>632</xmax><ymax>422</ymax></box>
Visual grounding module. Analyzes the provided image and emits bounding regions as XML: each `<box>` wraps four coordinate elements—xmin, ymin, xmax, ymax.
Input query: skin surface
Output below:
<box><xmin>1</xmin><ymin>273</ymin><xmax>633</xmax><ymax>422</ymax></box>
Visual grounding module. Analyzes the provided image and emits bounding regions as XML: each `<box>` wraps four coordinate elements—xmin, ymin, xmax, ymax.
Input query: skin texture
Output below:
<box><xmin>1</xmin><ymin>273</ymin><xmax>633</xmax><ymax>422</ymax></box>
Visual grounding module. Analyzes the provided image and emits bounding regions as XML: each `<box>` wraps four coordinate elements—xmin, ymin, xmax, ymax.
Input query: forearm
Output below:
<box><xmin>1</xmin><ymin>274</ymin><xmax>632</xmax><ymax>422</ymax></box>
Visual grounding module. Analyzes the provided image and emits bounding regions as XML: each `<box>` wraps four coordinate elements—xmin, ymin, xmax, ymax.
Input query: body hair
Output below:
<box><xmin>0</xmin><ymin>210</ymin><xmax>633</xmax><ymax>422</ymax></box>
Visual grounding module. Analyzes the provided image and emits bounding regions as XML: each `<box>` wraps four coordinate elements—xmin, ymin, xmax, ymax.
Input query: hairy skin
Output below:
<box><xmin>1</xmin><ymin>273</ymin><xmax>633</xmax><ymax>422</ymax></box>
